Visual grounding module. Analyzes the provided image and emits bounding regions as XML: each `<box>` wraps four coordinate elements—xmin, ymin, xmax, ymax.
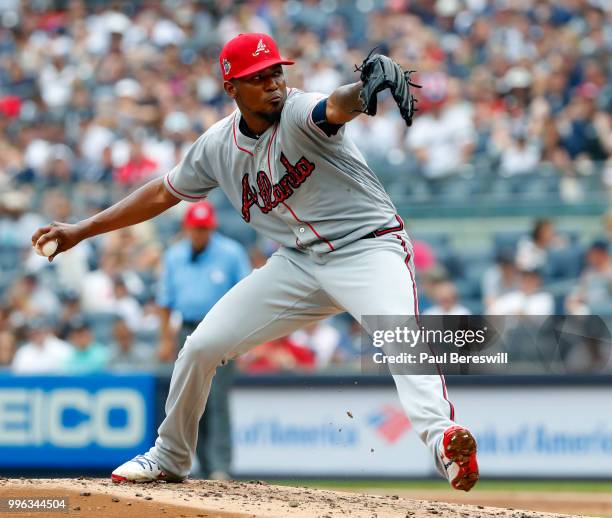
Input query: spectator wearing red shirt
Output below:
<box><xmin>237</xmin><ymin>336</ymin><xmax>315</xmax><ymax>374</ymax></box>
<box><xmin>114</xmin><ymin>141</ymin><xmax>158</xmax><ymax>185</ymax></box>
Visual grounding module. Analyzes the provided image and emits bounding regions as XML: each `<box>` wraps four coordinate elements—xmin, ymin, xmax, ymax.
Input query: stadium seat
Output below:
<box><xmin>410</xmin><ymin>232</ymin><xmax>450</xmax><ymax>250</ymax></box>
<box><xmin>493</xmin><ymin>231</ymin><xmax>524</xmax><ymax>254</ymax></box>
<box><xmin>457</xmin><ymin>252</ymin><xmax>492</xmax><ymax>299</ymax></box>
<box><xmin>461</xmin><ymin>297</ymin><xmax>483</xmax><ymax>315</ymax></box>
<box><xmin>455</xmin><ymin>277</ymin><xmax>481</xmax><ymax>300</ymax></box>
<box><xmin>86</xmin><ymin>312</ymin><xmax>118</xmax><ymax>344</ymax></box>
<box><xmin>547</xmin><ymin>245</ymin><xmax>585</xmax><ymax>281</ymax></box>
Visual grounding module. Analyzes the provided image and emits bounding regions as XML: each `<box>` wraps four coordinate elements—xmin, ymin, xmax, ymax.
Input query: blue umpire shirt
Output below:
<box><xmin>157</xmin><ymin>233</ymin><xmax>251</xmax><ymax>323</ymax></box>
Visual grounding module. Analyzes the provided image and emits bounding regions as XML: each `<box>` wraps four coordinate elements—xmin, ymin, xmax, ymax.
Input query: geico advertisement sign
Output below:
<box><xmin>0</xmin><ymin>388</ymin><xmax>145</xmax><ymax>448</ymax></box>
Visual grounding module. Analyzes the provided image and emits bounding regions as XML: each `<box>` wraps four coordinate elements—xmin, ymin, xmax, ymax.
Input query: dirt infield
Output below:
<box><xmin>0</xmin><ymin>478</ymin><xmax>594</xmax><ymax>518</ymax></box>
<box><xmin>350</xmin><ymin>488</ymin><xmax>611</xmax><ymax>518</ymax></box>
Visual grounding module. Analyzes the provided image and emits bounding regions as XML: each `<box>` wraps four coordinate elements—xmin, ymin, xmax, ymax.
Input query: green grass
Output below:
<box><xmin>272</xmin><ymin>479</ymin><xmax>612</xmax><ymax>493</ymax></box>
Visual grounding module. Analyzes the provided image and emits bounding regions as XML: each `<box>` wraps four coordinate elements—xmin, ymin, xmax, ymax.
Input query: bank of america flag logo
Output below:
<box><xmin>368</xmin><ymin>405</ymin><xmax>411</xmax><ymax>443</ymax></box>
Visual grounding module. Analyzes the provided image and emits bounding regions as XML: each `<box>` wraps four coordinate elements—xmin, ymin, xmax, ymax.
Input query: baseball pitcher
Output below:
<box><xmin>32</xmin><ymin>33</ymin><xmax>479</xmax><ymax>491</ymax></box>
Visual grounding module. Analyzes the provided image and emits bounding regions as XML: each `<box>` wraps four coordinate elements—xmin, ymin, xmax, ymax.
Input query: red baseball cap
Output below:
<box><xmin>183</xmin><ymin>201</ymin><xmax>217</xmax><ymax>229</ymax></box>
<box><xmin>219</xmin><ymin>33</ymin><xmax>294</xmax><ymax>81</ymax></box>
<box><xmin>0</xmin><ymin>95</ymin><xmax>21</xmax><ymax>118</ymax></box>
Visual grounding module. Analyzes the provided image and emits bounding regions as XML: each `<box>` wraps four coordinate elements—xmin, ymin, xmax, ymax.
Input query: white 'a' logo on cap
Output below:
<box><xmin>195</xmin><ymin>206</ymin><xmax>209</xmax><ymax>219</ymax></box>
<box><xmin>252</xmin><ymin>39</ymin><xmax>270</xmax><ymax>57</ymax></box>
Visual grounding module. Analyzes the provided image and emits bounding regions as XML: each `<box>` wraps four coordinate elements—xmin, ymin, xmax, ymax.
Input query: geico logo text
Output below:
<box><xmin>0</xmin><ymin>388</ymin><xmax>145</xmax><ymax>447</ymax></box>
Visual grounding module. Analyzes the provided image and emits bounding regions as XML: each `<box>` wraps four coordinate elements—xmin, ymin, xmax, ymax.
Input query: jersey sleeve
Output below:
<box><xmin>283</xmin><ymin>90</ymin><xmax>346</xmax><ymax>142</ymax></box>
<box><xmin>164</xmin><ymin>133</ymin><xmax>218</xmax><ymax>202</ymax></box>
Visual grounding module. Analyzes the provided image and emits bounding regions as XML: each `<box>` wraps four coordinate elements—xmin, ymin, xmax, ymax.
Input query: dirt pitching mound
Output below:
<box><xmin>0</xmin><ymin>478</ymin><xmax>589</xmax><ymax>518</ymax></box>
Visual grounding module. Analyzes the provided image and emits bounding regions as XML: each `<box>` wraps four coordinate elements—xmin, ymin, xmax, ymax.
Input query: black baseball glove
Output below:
<box><xmin>356</xmin><ymin>50</ymin><xmax>421</xmax><ymax>127</ymax></box>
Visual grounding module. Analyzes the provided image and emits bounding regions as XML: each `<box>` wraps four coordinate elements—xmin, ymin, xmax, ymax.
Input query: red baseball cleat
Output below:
<box><xmin>439</xmin><ymin>425</ymin><xmax>479</xmax><ymax>491</ymax></box>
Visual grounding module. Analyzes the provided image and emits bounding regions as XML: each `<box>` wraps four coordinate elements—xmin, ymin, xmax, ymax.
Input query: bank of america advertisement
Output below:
<box><xmin>230</xmin><ymin>385</ymin><xmax>612</xmax><ymax>478</ymax></box>
<box><xmin>231</xmin><ymin>386</ymin><xmax>431</xmax><ymax>476</ymax></box>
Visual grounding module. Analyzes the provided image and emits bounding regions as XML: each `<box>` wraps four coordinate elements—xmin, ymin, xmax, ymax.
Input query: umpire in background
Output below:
<box><xmin>157</xmin><ymin>201</ymin><xmax>251</xmax><ymax>479</ymax></box>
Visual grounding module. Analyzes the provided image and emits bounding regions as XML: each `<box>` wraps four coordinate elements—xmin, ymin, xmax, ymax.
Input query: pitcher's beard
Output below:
<box><xmin>256</xmin><ymin>107</ymin><xmax>282</xmax><ymax>124</ymax></box>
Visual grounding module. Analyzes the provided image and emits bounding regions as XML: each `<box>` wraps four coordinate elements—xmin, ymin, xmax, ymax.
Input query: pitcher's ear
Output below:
<box><xmin>224</xmin><ymin>80</ymin><xmax>237</xmax><ymax>99</ymax></box>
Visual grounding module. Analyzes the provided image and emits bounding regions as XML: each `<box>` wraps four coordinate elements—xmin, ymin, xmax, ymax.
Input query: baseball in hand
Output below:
<box><xmin>35</xmin><ymin>239</ymin><xmax>58</xmax><ymax>257</ymax></box>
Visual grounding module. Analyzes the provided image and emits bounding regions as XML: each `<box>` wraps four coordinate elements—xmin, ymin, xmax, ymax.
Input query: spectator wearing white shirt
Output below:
<box><xmin>303</xmin><ymin>60</ymin><xmax>342</xmax><ymax>95</ymax></box>
<box><xmin>406</xmin><ymin>79</ymin><xmax>476</xmax><ymax>179</ymax></box>
<box><xmin>423</xmin><ymin>281</ymin><xmax>472</xmax><ymax>316</ymax></box>
<box><xmin>488</xmin><ymin>269</ymin><xmax>554</xmax><ymax>316</ymax></box>
<box><xmin>113</xmin><ymin>277</ymin><xmax>143</xmax><ymax>333</ymax></box>
<box><xmin>25</xmin><ymin>191</ymin><xmax>92</xmax><ymax>293</ymax></box>
<box><xmin>80</xmin><ymin>251</ymin><xmax>122</xmax><ymax>313</ymax></box>
<box><xmin>108</xmin><ymin>319</ymin><xmax>155</xmax><ymax>372</ymax></box>
<box><xmin>563</xmin><ymin>241</ymin><xmax>612</xmax><ymax>370</ymax></box>
<box><xmin>289</xmin><ymin>320</ymin><xmax>342</xmax><ymax>368</ymax></box>
<box><xmin>6</xmin><ymin>274</ymin><xmax>61</xmax><ymax>324</ymax></box>
<box><xmin>12</xmin><ymin>318</ymin><xmax>71</xmax><ymax>374</ymax></box>
<box><xmin>566</xmin><ymin>240</ymin><xmax>612</xmax><ymax>315</ymax></box>
<box><xmin>345</xmin><ymin>102</ymin><xmax>403</xmax><ymax>158</ymax></box>
<box><xmin>515</xmin><ymin>219</ymin><xmax>568</xmax><ymax>272</ymax></box>
<box><xmin>482</xmin><ymin>248</ymin><xmax>520</xmax><ymax>311</ymax></box>
<box><xmin>38</xmin><ymin>53</ymin><xmax>77</xmax><ymax>109</ymax></box>
<box><xmin>499</xmin><ymin>133</ymin><xmax>541</xmax><ymax>176</ymax></box>
<box><xmin>0</xmin><ymin>191</ymin><xmax>46</xmax><ymax>248</ymax></box>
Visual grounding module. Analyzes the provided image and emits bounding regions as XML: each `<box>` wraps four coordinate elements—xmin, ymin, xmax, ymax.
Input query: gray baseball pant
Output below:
<box><xmin>149</xmin><ymin>231</ymin><xmax>454</xmax><ymax>478</ymax></box>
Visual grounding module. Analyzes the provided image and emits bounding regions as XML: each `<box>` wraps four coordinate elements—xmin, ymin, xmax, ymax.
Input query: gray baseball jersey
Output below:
<box><xmin>163</xmin><ymin>87</ymin><xmax>399</xmax><ymax>254</ymax></box>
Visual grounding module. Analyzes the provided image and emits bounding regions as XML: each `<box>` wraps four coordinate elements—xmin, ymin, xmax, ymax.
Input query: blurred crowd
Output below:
<box><xmin>0</xmin><ymin>0</ymin><xmax>609</xmax><ymax>194</ymax></box>
<box><xmin>0</xmin><ymin>0</ymin><xmax>611</xmax><ymax>374</ymax></box>
<box><xmin>0</xmin><ymin>183</ymin><xmax>372</xmax><ymax>374</ymax></box>
<box><xmin>1</xmin><ymin>184</ymin><xmax>611</xmax><ymax>374</ymax></box>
